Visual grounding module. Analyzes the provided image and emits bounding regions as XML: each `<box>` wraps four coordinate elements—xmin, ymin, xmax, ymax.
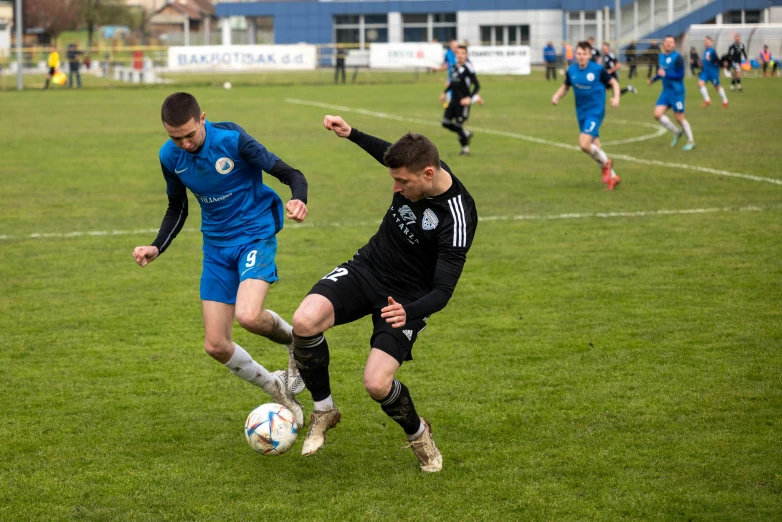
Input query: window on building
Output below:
<box><xmin>334</xmin><ymin>14</ymin><xmax>388</xmax><ymax>47</ymax></box>
<box><xmin>725</xmin><ymin>10</ymin><xmax>743</xmax><ymax>24</ymax></box>
<box><xmin>402</xmin><ymin>13</ymin><xmax>456</xmax><ymax>43</ymax></box>
<box><xmin>479</xmin><ymin>25</ymin><xmax>530</xmax><ymax>46</ymax></box>
<box><xmin>745</xmin><ymin>10</ymin><xmax>762</xmax><ymax>23</ymax></box>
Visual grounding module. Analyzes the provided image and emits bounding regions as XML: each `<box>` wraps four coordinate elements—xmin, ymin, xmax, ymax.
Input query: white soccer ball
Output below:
<box><xmin>245</xmin><ymin>403</ymin><xmax>298</xmax><ymax>456</ymax></box>
<box><xmin>223</xmin><ymin>81</ymin><xmax>232</xmax><ymax>90</ymax></box>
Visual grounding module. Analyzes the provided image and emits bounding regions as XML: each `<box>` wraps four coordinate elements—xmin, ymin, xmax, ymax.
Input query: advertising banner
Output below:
<box><xmin>167</xmin><ymin>45</ymin><xmax>317</xmax><ymax>71</ymax></box>
<box><xmin>369</xmin><ymin>43</ymin><xmax>445</xmax><ymax>70</ymax></box>
<box><xmin>467</xmin><ymin>46</ymin><xmax>531</xmax><ymax>75</ymax></box>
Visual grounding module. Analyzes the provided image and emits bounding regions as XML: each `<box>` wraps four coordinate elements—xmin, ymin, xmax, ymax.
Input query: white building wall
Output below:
<box><xmin>771</xmin><ymin>7</ymin><xmax>782</xmax><ymax>24</ymax></box>
<box><xmin>457</xmin><ymin>10</ymin><xmax>562</xmax><ymax>64</ymax></box>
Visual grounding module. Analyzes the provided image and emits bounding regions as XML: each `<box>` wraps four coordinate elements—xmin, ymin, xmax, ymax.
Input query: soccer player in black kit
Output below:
<box><xmin>601</xmin><ymin>42</ymin><xmax>636</xmax><ymax>96</ymax></box>
<box><xmin>727</xmin><ymin>34</ymin><xmax>748</xmax><ymax>91</ymax></box>
<box><xmin>290</xmin><ymin>115</ymin><xmax>478</xmax><ymax>472</ymax></box>
<box><xmin>439</xmin><ymin>45</ymin><xmax>480</xmax><ymax>156</ymax></box>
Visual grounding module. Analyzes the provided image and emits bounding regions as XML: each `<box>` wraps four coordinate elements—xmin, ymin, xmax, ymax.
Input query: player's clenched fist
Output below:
<box><xmin>285</xmin><ymin>199</ymin><xmax>308</xmax><ymax>223</ymax></box>
<box><xmin>551</xmin><ymin>94</ymin><xmax>560</xmax><ymax>105</ymax></box>
<box><xmin>133</xmin><ymin>246</ymin><xmax>159</xmax><ymax>267</ymax></box>
<box><xmin>323</xmin><ymin>115</ymin><xmax>352</xmax><ymax>138</ymax></box>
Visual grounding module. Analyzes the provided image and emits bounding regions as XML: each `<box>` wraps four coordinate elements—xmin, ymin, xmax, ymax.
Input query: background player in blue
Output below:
<box><xmin>132</xmin><ymin>92</ymin><xmax>308</xmax><ymax>427</ymax></box>
<box><xmin>647</xmin><ymin>36</ymin><xmax>695</xmax><ymax>151</ymax></box>
<box><xmin>431</xmin><ymin>39</ymin><xmax>458</xmax><ymax>107</ymax></box>
<box><xmin>698</xmin><ymin>36</ymin><xmax>729</xmax><ymax>109</ymax></box>
<box><xmin>552</xmin><ymin>41</ymin><xmax>621</xmax><ymax>190</ymax></box>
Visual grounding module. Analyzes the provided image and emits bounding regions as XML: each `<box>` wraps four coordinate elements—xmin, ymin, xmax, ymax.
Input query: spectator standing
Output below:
<box><xmin>67</xmin><ymin>43</ymin><xmax>84</xmax><ymax>88</ymax></box>
<box><xmin>544</xmin><ymin>41</ymin><xmax>558</xmax><ymax>80</ymax></box>
<box><xmin>626</xmin><ymin>41</ymin><xmax>638</xmax><ymax>79</ymax></box>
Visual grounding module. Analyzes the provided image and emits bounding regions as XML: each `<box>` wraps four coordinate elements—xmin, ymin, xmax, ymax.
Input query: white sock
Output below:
<box><xmin>224</xmin><ymin>343</ymin><xmax>274</xmax><ymax>390</ymax></box>
<box><xmin>407</xmin><ymin>420</ymin><xmax>426</xmax><ymax>441</ymax></box>
<box><xmin>265</xmin><ymin>310</ymin><xmax>293</xmax><ymax>345</ymax></box>
<box><xmin>681</xmin><ymin>120</ymin><xmax>694</xmax><ymax>143</ymax></box>
<box><xmin>699</xmin><ymin>85</ymin><xmax>710</xmax><ymax>102</ymax></box>
<box><xmin>313</xmin><ymin>395</ymin><xmax>335</xmax><ymax>412</ymax></box>
<box><xmin>659</xmin><ymin>115</ymin><xmax>680</xmax><ymax>134</ymax></box>
<box><xmin>718</xmin><ymin>87</ymin><xmax>728</xmax><ymax>103</ymax></box>
<box><xmin>589</xmin><ymin>144</ymin><xmax>608</xmax><ymax>166</ymax></box>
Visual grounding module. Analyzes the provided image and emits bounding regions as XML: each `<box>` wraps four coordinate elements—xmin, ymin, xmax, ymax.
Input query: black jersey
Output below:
<box><xmin>727</xmin><ymin>42</ymin><xmax>747</xmax><ymax>62</ymax></box>
<box><xmin>602</xmin><ymin>51</ymin><xmax>619</xmax><ymax>77</ymax></box>
<box><xmin>590</xmin><ymin>47</ymin><xmax>601</xmax><ymax>63</ymax></box>
<box><xmin>345</xmin><ymin>128</ymin><xmax>478</xmax><ymax>320</ymax></box>
<box><xmin>445</xmin><ymin>62</ymin><xmax>480</xmax><ymax>100</ymax></box>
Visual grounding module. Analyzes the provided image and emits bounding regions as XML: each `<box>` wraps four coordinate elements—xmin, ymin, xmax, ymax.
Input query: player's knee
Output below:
<box><xmin>234</xmin><ymin>306</ymin><xmax>262</xmax><ymax>332</ymax></box>
<box><xmin>363</xmin><ymin>371</ymin><xmax>393</xmax><ymax>400</ymax></box>
<box><xmin>292</xmin><ymin>306</ymin><xmax>320</xmax><ymax>338</ymax></box>
<box><xmin>204</xmin><ymin>338</ymin><xmax>233</xmax><ymax>361</ymax></box>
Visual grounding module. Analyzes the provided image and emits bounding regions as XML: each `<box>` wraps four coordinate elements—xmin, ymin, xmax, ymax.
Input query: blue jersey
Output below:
<box><xmin>701</xmin><ymin>47</ymin><xmax>721</xmax><ymax>74</ymax></box>
<box><xmin>655</xmin><ymin>51</ymin><xmax>685</xmax><ymax>95</ymax></box>
<box><xmin>565</xmin><ymin>61</ymin><xmax>613</xmax><ymax>117</ymax></box>
<box><xmin>159</xmin><ymin>120</ymin><xmax>284</xmax><ymax>247</ymax></box>
<box><xmin>444</xmin><ymin>49</ymin><xmax>457</xmax><ymax>80</ymax></box>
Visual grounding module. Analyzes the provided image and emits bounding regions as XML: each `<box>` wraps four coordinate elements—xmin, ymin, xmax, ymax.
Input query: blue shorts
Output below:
<box><xmin>577</xmin><ymin>114</ymin><xmax>603</xmax><ymax>138</ymax></box>
<box><xmin>201</xmin><ymin>237</ymin><xmax>278</xmax><ymax>304</ymax></box>
<box><xmin>656</xmin><ymin>92</ymin><xmax>685</xmax><ymax>113</ymax></box>
<box><xmin>699</xmin><ymin>70</ymin><xmax>720</xmax><ymax>86</ymax></box>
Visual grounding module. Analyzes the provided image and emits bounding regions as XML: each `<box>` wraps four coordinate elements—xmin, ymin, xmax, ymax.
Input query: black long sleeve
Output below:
<box><xmin>267</xmin><ymin>159</ymin><xmax>308</xmax><ymax>204</ymax></box>
<box><xmin>151</xmin><ymin>192</ymin><xmax>188</xmax><ymax>254</ymax></box>
<box><xmin>347</xmin><ymin>128</ymin><xmax>392</xmax><ymax>166</ymax></box>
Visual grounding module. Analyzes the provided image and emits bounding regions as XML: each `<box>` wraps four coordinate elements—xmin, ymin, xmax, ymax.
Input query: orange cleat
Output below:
<box><xmin>606</xmin><ymin>174</ymin><xmax>621</xmax><ymax>191</ymax></box>
<box><xmin>722</xmin><ymin>101</ymin><xmax>728</xmax><ymax>109</ymax></box>
<box><xmin>702</xmin><ymin>100</ymin><xmax>711</xmax><ymax>109</ymax></box>
<box><xmin>601</xmin><ymin>158</ymin><xmax>613</xmax><ymax>184</ymax></box>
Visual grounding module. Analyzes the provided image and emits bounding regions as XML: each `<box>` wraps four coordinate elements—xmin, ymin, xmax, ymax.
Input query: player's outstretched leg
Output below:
<box><xmin>717</xmin><ymin>86</ymin><xmax>728</xmax><ymax>108</ymax></box>
<box><xmin>579</xmin><ymin>133</ymin><xmax>613</xmax><ymax>187</ymax></box>
<box><xmin>676</xmin><ymin>113</ymin><xmax>695</xmax><ymax>151</ymax></box>
<box><xmin>365</xmin><ymin>347</ymin><xmax>442</xmax><ymax>472</ymax></box>
<box><xmin>442</xmin><ymin>119</ymin><xmax>470</xmax><ymax>155</ymax></box>
<box><xmin>698</xmin><ymin>80</ymin><xmax>711</xmax><ymax>108</ymax></box>
<box><xmin>655</xmin><ymin>106</ymin><xmax>682</xmax><ymax>146</ymax></box>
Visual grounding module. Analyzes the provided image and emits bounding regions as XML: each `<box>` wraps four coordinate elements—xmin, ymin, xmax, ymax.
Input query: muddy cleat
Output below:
<box><xmin>285</xmin><ymin>344</ymin><xmax>305</xmax><ymax>395</ymax></box>
<box><xmin>702</xmin><ymin>100</ymin><xmax>711</xmax><ymax>109</ymax></box>
<box><xmin>302</xmin><ymin>409</ymin><xmax>341</xmax><ymax>456</ymax></box>
<box><xmin>267</xmin><ymin>372</ymin><xmax>304</xmax><ymax>428</ymax></box>
<box><xmin>273</xmin><ymin>368</ymin><xmax>305</xmax><ymax>397</ymax></box>
<box><xmin>404</xmin><ymin>418</ymin><xmax>443</xmax><ymax>472</ymax></box>
<box><xmin>682</xmin><ymin>142</ymin><xmax>695</xmax><ymax>151</ymax></box>
<box><xmin>601</xmin><ymin>158</ymin><xmax>613</xmax><ymax>185</ymax></box>
<box><xmin>671</xmin><ymin>130</ymin><xmax>683</xmax><ymax>147</ymax></box>
<box><xmin>606</xmin><ymin>174</ymin><xmax>621</xmax><ymax>191</ymax></box>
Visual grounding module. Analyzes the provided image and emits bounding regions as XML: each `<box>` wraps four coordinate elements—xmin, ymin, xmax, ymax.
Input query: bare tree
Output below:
<box><xmin>24</xmin><ymin>0</ymin><xmax>80</xmax><ymax>43</ymax></box>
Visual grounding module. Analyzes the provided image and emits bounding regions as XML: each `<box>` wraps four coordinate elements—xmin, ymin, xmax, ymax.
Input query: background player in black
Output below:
<box><xmin>727</xmin><ymin>34</ymin><xmax>748</xmax><ymax>91</ymax></box>
<box><xmin>290</xmin><ymin>115</ymin><xmax>478</xmax><ymax>472</ymax></box>
<box><xmin>601</xmin><ymin>42</ymin><xmax>636</xmax><ymax>96</ymax></box>
<box><xmin>646</xmin><ymin>40</ymin><xmax>661</xmax><ymax>78</ymax></box>
<box><xmin>689</xmin><ymin>46</ymin><xmax>701</xmax><ymax>77</ymax></box>
<box><xmin>587</xmin><ymin>37</ymin><xmax>601</xmax><ymax>62</ymax></box>
<box><xmin>626</xmin><ymin>41</ymin><xmax>638</xmax><ymax>79</ymax></box>
<box><xmin>439</xmin><ymin>45</ymin><xmax>480</xmax><ymax>156</ymax></box>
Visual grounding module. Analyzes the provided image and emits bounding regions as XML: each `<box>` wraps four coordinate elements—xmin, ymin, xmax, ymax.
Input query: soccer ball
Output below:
<box><xmin>244</xmin><ymin>403</ymin><xmax>298</xmax><ymax>456</ymax></box>
<box><xmin>223</xmin><ymin>81</ymin><xmax>232</xmax><ymax>90</ymax></box>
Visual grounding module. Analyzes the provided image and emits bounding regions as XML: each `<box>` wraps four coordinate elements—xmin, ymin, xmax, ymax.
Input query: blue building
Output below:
<box><xmin>214</xmin><ymin>0</ymin><xmax>782</xmax><ymax>62</ymax></box>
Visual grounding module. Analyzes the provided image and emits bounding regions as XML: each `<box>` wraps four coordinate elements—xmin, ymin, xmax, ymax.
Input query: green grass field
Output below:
<box><xmin>1</xmin><ymin>71</ymin><xmax>780</xmax><ymax>521</ymax></box>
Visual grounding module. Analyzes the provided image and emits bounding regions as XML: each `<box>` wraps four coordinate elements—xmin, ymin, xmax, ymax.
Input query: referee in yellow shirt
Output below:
<box><xmin>43</xmin><ymin>45</ymin><xmax>59</xmax><ymax>90</ymax></box>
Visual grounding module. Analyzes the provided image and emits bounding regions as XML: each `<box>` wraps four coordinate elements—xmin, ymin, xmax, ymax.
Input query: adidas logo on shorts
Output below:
<box><xmin>402</xmin><ymin>329</ymin><xmax>413</xmax><ymax>341</ymax></box>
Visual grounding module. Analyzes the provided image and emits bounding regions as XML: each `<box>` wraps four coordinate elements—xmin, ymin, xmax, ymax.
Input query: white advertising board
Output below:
<box><xmin>467</xmin><ymin>46</ymin><xmax>531</xmax><ymax>75</ymax></box>
<box><xmin>369</xmin><ymin>43</ymin><xmax>445</xmax><ymax>70</ymax></box>
<box><xmin>167</xmin><ymin>45</ymin><xmax>317</xmax><ymax>71</ymax></box>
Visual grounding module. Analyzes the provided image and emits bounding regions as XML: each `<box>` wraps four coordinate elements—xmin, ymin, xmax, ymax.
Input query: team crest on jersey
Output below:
<box><xmin>666</xmin><ymin>57</ymin><xmax>672</xmax><ymax>64</ymax></box>
<box><xmin>422</xmin><ymin>209</ymin><xmax>439</xmax><ymax>231</ymax></box>
<box><xmin>398</xmin><ymin>205</ymin><xmax>417</xmax><ymax>225</ymax></box>
<box><xmin>586</xmin><ymin>72</ymin><xmax>595</xmax><ymax>81</ymax></box>
<box><xmin>215</xmin><ymin>157</ymin><xmax>234</xmax><ymax>175</ymax></box>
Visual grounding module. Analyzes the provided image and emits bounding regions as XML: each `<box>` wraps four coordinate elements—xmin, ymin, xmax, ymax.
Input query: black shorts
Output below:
<box><xmin>308</xmin><ymin>259</ymin><xmax>428</xmax><ymax>364</ymax></box>
<box><xmin>444</xmin><ymin>98</ymin><xmax>470</xmax><ymax>124</ymax></box>
<box><xmin>48</xmin><ymin>67</ymin><xmax>56</xmax><ymax>76</ymax></box>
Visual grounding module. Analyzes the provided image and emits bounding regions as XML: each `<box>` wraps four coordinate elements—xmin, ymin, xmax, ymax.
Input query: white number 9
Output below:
<box><xmin>246</xmin><ymin>250</ymin><xmax>257</xmax><ymax>268</ymax></box>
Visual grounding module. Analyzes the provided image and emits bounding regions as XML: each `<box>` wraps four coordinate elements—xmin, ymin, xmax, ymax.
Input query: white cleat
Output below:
<box><xmin>405</xmin><ymin>417</ymin><xmax>443</xmax><ymax>472</ymax></box>
<box><xmin>267</xmin><ymin>372</ymin><xmax>304</xmax><ymax>428</ymax></box>
<box><xmin>286</xmin><ymin>343</ymin><xmax>306</xmax><ymax>396</ymax></box>
<box><xmin>301</xmin><ymin>409</ymin><xmax>341</xmax><ymax>456</ymax></box>
<box><xmin>273</xmin><ymin>368</ymin><xmax>305</xmax><ymax>397</ymax></box>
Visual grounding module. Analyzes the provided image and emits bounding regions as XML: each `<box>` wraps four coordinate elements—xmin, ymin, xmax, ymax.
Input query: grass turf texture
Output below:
<box><xmin>1</xmin><ymin>72</ymin><xmax>780</xmax><ymax>521</ymax></box>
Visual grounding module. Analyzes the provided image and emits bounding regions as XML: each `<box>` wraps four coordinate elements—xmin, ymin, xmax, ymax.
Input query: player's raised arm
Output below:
<box><xmin>324</xmin><ymin>115</ymin><xmax>393</xmax><ymax>167</ymax></box>
<box><xmin>133</xmin><ymin>161</ymin><xmax>189</xmax><ymax>267</ymax></box>
<box><xmin>234</xmin><ymin>125</ymin><xmax>309</xmax><ymax>223</ymax></box>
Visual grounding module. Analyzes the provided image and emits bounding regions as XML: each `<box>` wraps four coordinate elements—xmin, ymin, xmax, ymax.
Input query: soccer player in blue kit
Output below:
<box><xmin>698</xmin><ymin>36</ymin><xmax>729</xmax><ymax>109</ymax></box>
<box><xmin>552</xmin><ymin>41</ymin><xmax>622</xmax><ymax>190</ymax></box>
<box><xmin>132</xmin><ymin>93</ymin><xmax>308</xmax><ymax>427</ymax></box>
<box><xmin>647</xmin><ymin>35</ymin><xmax>695</xmax><ymax>151</ymax></box>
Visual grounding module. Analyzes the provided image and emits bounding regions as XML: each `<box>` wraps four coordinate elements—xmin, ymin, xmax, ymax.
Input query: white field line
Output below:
<box><xmin>284</xmin><ymin>98</ymin><xmax>782</xmax><ymax>186</ymax></box>
<box><xmin>0</xmin><ymin>205</ymin><xmax>775</xmax><ymax>241</ymax></box>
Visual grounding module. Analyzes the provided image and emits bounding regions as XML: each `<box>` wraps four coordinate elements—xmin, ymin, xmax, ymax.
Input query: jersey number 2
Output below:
<box><xmin>322</xmin><ymin>267</ymin><xmax>348</xmax><ymax>282</ymax></box>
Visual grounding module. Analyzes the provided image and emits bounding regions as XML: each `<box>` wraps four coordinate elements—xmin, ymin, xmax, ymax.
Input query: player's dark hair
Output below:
<box><xmin>705</xmin><ymin>36</ymin><xmax>712</xmax><ymax>41</ymax></box>
<box><xmin>384</xmin><ymin>133</ymin><xmax>440</xmax><ymax>173</ymax></box>
<box><xmin>577</xmin><ymin>41</ymin><xmax>591</xmax><ymax>52</ymax></box>
<box><xmin>664</xmin><ymin>34</ymin><xmax>675</xmax><ymax>40</ymax></box>
<box><xmin>161</xmin><ymin>92</ymin><xmax>202</xmax><ymax>126</ymax></box>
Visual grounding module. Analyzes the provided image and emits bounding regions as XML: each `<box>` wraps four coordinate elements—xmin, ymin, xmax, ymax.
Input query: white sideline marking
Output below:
<box><xmin>284</xmin><ymin>98</ymin><xmax>782</xmax><ymax>186</ymax></box>
<box><xmin>0</xmin><ymin>205</ymin><xmax>775</xmax><ymax>241</ymax></box>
